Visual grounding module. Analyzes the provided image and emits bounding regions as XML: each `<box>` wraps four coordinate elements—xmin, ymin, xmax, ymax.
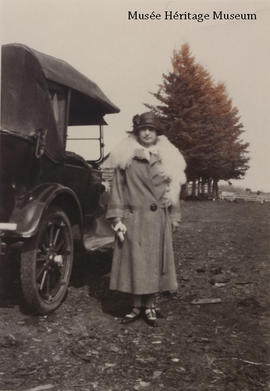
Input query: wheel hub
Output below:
<box><xmin>53</xmin><ymin>254</ymin><xmax>64</xmax><ymax>267</ymax></box>
<box><xmin>44</xmin><ymin>245</ymin><xmax>64</xmax><ymax>267</ymax></box>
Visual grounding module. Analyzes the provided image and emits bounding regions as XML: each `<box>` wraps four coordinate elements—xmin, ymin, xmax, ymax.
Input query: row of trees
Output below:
<box><xmin>146</xmin><ymin>43</ymin><xmax>249</xmax><ymax>198</ymax></box>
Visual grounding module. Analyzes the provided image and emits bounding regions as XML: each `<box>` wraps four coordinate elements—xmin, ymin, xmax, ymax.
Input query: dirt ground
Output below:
<box><xmin>0</xmin><ymin>201</ymin><xmax>269</xmax><ymax>391</ymax></box>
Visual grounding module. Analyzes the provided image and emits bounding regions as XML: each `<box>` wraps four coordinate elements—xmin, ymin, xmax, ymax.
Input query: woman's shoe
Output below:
<box><xmin>121</xmin><ymin>307</ymin><xmax>141</xmax><ymax>324</ymax></box>
<box><xmin>144</xmin><ymin>307</ymin><xmax>158</xmax><ymax>327</ymax></box>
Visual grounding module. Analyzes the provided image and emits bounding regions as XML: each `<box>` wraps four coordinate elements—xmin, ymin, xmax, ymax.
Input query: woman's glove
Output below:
<box><xmin>112</xmin><ymin>221</ymin><xmax>127</xmax><ymax>242</ymax></box>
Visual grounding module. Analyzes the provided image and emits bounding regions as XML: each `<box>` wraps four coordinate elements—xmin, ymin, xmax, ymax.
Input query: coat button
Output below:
<box><xmin>150</xmin><ymin>203</ymin><xmax>158</xmax><ymax>211</ymax></box>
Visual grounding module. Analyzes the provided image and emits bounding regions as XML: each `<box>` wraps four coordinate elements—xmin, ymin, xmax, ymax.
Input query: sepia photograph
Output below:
<box><xmin>0</xmin><ymin>0</ymin><xmax>269</xmax><ymax>390</ymax></box>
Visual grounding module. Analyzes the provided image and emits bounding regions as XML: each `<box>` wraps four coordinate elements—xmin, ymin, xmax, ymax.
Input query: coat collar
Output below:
<box><xmin>106</xmin><ymin>134</ymin><xmax>186</xmax><ymax>205</ymax></box>
<box><xmin>133</xmin><ymin>144</ymin><xmax>159</xmax><ymax>162</ymax></box>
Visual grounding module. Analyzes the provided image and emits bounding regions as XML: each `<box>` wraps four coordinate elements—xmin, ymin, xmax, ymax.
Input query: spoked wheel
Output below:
<box><xmin>20</xmin><ymin>206</ymin><xmax>73</xmax><ymax>314</ymax></box>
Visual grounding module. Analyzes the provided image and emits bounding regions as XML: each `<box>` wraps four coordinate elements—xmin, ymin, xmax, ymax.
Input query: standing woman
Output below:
<box><xmin>106</xmin><ymin>112</ymin><xmax>186</xmax><ymax>327</ymax></box>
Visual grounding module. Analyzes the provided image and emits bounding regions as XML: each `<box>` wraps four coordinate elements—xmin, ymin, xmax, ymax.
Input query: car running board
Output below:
<box><xmin>83</xmin><ymin>233</ymin><xmax>114</xmax><ymax>252</ymax></box>
<box><xmin>83</xmin><ymin>214</ymin><xmax>114</xmax><ymax>251</ymax></box>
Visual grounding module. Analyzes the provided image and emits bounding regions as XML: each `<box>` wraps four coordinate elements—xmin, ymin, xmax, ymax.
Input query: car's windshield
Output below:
<box><xmin>66</xmin><ymin>126</ymin><xmax>102</xmax><ymax>162</ymax></box>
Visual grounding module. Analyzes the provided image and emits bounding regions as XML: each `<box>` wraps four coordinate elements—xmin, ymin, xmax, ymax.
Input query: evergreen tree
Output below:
<box><xmin>146</xmin><ymin>43</ymin><xmax>249</xmax><ymax>197</ymax></box>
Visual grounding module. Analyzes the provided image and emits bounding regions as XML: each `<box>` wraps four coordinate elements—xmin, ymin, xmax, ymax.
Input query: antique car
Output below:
<box><xmin>0</xmin><ymin>43</ymin><xmax>119</xmax><ymax>313</ymax></box>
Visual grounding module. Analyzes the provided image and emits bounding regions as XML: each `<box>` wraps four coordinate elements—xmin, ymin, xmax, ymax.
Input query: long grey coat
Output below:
<box><xmin>106</xmin><ymin>152</ymin><xmax>181</xmax><ymax>295</ymax></box>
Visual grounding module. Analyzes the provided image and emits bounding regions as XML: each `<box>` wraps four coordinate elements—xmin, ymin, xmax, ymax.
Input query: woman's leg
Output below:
<box><xmin>121</xmin><ymin>294</ymin><xmax>142</xmax><ymax>324</ymax></box>
<box><xmin>143</xmin><ymin>294</ymin><xmax>158</xmax><ymax>327</ymax></box>
<box><xmin>133</xmin><ymin>294</ymin><xmax>142</xmax><ymax>308</ymax></box>
<box><xmin>143</xmin><ymin>294</ymin><xmax>155</xmax><ymax>308</ymax></box>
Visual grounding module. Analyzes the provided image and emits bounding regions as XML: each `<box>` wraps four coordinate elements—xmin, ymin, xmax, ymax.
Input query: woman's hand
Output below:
<box><xmin>112</xmin><ymin>221</ymin><xmax>127</xmax><ymax>242</ymax></box>
<box><xmin>171</xmin><ymin>220</ymin><xmax>180</xmax><ymax>233</ymax></box>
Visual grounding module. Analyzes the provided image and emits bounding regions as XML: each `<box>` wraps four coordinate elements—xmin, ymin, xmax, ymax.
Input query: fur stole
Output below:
<box><xmin>105</xmin><ymin>135</ymin><xmax>186</xmax><ymax>206</ymax></box>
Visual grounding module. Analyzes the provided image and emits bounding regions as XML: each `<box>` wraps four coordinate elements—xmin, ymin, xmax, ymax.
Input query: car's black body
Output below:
<box><xmin>0</xmin><ymin>43</ymin><xmax>119</xmax><ymax>313</ymax></box>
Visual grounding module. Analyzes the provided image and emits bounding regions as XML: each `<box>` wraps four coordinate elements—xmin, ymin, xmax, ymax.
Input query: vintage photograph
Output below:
<box><xmin>0</xmin><ymin>0</ymin><xmax>269</xmax><ymax>390</ymax></box>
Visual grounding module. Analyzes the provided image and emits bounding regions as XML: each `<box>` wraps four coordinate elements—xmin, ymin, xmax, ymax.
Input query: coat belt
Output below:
<box><xmin>161</xmin><ymin>206</ymin><xmax>171</xmax><ymax>275</ymax></box>
<box><xmin>124</xmin><ymin>202</ymin><xmax>171</xmax><ymax>213</ymax></box>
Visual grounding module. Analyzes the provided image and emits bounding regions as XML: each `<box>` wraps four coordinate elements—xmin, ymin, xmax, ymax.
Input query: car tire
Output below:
<box><xmin>20</xmin><ymin>206</ymin><xmax>73</xmax><ymax>314</ymax></box>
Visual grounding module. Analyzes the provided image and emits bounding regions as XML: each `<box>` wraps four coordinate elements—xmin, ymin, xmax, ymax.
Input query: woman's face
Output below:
<box><xmin>137</xmin><ymin>127</ymin><xmax>158</xmax><ymax>147</ymax></box>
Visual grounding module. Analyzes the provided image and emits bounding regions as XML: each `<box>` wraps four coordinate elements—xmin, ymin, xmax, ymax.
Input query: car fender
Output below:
<box><xmin>10</xmin><ymin>183</ymin><xmax>83</xmax><ymax>238</ymax></box>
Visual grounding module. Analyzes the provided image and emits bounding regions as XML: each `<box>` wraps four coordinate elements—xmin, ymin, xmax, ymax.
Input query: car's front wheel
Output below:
<box><xmin>20</xmin><ymin>206</ymin><xmax>73</xmax><ymax>314</ymax></box>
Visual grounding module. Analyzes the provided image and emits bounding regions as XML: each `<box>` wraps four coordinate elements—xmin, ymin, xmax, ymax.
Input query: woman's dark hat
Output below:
<box><xmin>131</xmin><ymin>112</ymin><xmax>162</xmax><ymax>134</ymax></box>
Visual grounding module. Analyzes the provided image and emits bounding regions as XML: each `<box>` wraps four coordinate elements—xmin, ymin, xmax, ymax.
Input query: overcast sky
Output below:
<box><xmin>1</xmin><ymin>0</ymin><xmax>270</xmax><ymax>191</ymax></box>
